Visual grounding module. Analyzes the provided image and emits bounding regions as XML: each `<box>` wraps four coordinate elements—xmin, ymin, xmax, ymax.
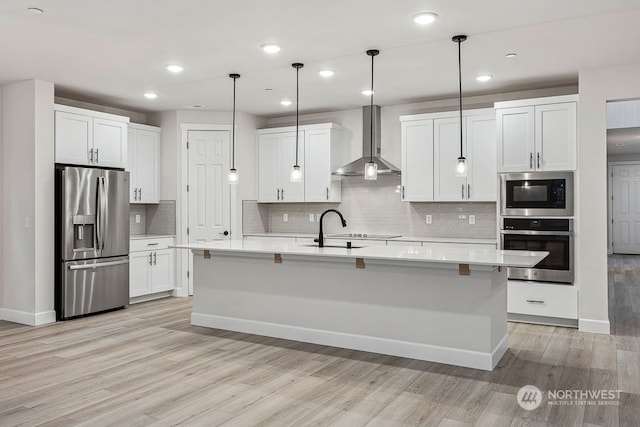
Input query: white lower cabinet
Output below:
<box><xmin>508</xmin><ymin>281</ymin><xmax>578</xmax><ymax>320</ymax></box>
<box><xmin>130</xmin><ymin>237</ymin><xmax>175</xmax><ymax>299</ymax></box>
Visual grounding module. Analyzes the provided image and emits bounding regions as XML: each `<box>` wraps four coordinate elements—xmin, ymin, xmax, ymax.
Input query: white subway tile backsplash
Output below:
<box><xmin>243</xmin><ymin>175</ymin><xmax>497</xmax><ymax>239</ymax></box>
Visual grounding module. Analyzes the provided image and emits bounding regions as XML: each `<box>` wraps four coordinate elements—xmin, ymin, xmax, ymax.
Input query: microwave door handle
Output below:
<box><xmin>500</xmin><ymin>230</ymin><xmax>573</xmax><ymax>236</ymax></box>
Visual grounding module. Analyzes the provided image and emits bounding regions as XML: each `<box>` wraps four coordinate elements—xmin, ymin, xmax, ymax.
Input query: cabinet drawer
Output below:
<box><xmin>130</xmin><ymin>237</ymin><xmax>175</xmax><ymax>252</ymax></box>
<box><xmin>508</xmin><ymin>281</ymin><xmax>577</xmax><ymax>319</ymax></box>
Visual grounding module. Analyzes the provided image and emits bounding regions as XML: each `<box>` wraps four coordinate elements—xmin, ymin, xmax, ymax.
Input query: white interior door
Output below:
<box><xmin>187</xmin><ymin>130</ymin><xmax>231</xmax><ymax>294</ymax></box>
<box><xmin>612</xmin><ymin>164</ymin><xmax>640</xmax><ymax>254</ymax></box>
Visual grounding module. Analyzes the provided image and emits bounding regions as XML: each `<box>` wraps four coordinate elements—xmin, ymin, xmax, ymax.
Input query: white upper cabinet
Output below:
<box><xmin>400</xmin><ymin>119</ymin><xmax>434</xmax><ymax>201</ymax></box>
<box><xmin>607</xmin><ymin>99</ymin><xmax>640</xmax><ymax>129</ymax></box>
<box><xmin>128</xmin><ymin>123</ymin><xmax>160</xmax><ymax>204</ymax></box>
<box><xmin>257</xmin><ymin>123</ymin><xmax>342</xmax><ymax>203</ymax></box>
<box><xmin>401</xmin><ymin>109</ymin><xmax>496</xmax><ymax>203</ymax></box>
<box><xmin>495</xmin><ymin>95</ymin><xmax>577</xmax><ymax>172</ymax></box>
<box><xmin>55</xmin><ymin>104</ymin><xmax>129</xmax><ymax>169</ymax></box>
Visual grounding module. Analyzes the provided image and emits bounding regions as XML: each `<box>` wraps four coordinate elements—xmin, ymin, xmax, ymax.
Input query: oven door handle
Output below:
<box><xmin>500</xmin><ymin>230</ymin><xmax>573</xmax><ymax>236</ymax></box>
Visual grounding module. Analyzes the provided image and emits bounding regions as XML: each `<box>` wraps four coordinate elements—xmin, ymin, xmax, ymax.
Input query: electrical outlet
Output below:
<box><xmin>24</xmin><ymin>216</ymin><xmax>31</xmax><ymax>228</ymax></box>
<box><xmin>426</xmin><ymin>215</ymin><xmax>432</xmax><ymax>224</ymax></box>
<box><xmin>316</xmin><ymin>213</ymin><xmax>321</xmax><ymax>222</ymax></box>
<box><xmin>308</xmin><ymin>214</ymin><xmax>315</xmax><ymax>222</ymax></box>
<box><xmin>135</xmin><ymin>214</ymin><xmax>141</xmax><ymax>224</ymax></box>
<box><xmin>283</xmin><ymin>213</ymin><xmax>288</xmax><ymax>222</ymax></box>
<box><xmin>469</xmin><ymin>215</ymin><xmax>476</xmax><ymax>225</ymax></box>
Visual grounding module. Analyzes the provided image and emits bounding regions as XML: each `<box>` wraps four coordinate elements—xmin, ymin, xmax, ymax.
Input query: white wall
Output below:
<box><xmin>0</xmin><ymin>87</ymin><xmax>3</xmax><ymax>310</ymax></box>
<box><xmin>1</xmin><ymin>80</ymin><xmax>55</xmax><ymax>325</ymax></box>
<box><xmin>577</xmin><ymin>62</ymin><xmax>640</xmax><ymax>334</ymax></box>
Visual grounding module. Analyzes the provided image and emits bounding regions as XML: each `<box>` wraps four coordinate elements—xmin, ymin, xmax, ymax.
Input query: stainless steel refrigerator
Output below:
<box><xmin>55</xmin><ymin>166</ymin><xmax>130</xmax><ymax>320</ymax></box>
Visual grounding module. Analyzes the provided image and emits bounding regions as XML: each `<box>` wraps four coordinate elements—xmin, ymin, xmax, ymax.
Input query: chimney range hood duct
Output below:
<box><xmin>333</xmin><ymin>105</ymin><xmax>400</xmax><ymax>176</ymax></box>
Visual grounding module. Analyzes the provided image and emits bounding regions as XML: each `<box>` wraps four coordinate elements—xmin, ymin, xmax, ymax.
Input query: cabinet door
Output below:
<box><xmin>55</xmin><ymin>111</ymin><xmax>92</xmax><ymax>166</ymax></box>
<box><xmin>496</xmin><ymin>107</ymin><xmax>535</xmax><ymax>172</ymax></box>
<box><xmin>434</xmin><ymin>117</ymin><xmax>466</xmax><ymax>201</ymax></box>
<box><xmin>93</xmin><ymin>118</ymin><xmax>128</xmax><ymax>168</ymax></box>
<box><xmin>258</xmin><ymin>133</ymin><xmax>281</xmax><ymax>202</ymax></box>
<box><xmin>401</xmin><ymin>120</ymin><xmax>434</xmax><ymax>201</ymax></box>
<box><xmin>535</xmin><ymin>102</ymin><xmax>576</xmax><ymax>171</ymax></box>
<box><xmin>135</xmin><ymin>129</ymin><xmax>159</xmax><ymax>203</ymax></box>
<box><xmin>130</xmin><ymin>251</ymin><xmax>152</xmax><ymax>297</ymax></box>
<box><xmin>151</xmin><ymin>249</ymin><xmax>174</xmax><ymax>293</ymax></box>
<box><xmin>467</xmin><ymin>114</ymin><xmax>497</xmax><ymax>201</ymax></box>
<box><xmin>304</xmin><ymin>129</ymin><xmax>332</xmax><ymax>202</ymax></box>
<box><xmin>280</xmin><ymin>131</ymin><xmax>305</xmax><ymax>202</ymax></box>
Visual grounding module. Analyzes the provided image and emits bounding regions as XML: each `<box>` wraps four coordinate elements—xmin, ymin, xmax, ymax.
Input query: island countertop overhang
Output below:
<box><xmin>174</xmin><ymin>239</ymin><xmax>547</xmax><ymax>268</ymax></box>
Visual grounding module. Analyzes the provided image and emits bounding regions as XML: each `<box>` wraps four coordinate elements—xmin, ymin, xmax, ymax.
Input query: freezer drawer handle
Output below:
<box><xmin>68</xmin><ymin>259</ymin><xmax>129</xmax><ymax>270</ymax></box>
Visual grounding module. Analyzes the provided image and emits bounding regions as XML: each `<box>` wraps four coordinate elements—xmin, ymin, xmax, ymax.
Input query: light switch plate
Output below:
<box><xmin>316</xmin><ymin>213</ymin><xmax>321</xmax><ymax>222</ymax></box>
<box><xmin>426</xmin><ymin>215</ymin><xmax>432</xmax><ymax>224</ymax></box>
<box><xmin>24</xmin><ymin>216</ymin><xmax>30</xmax><ymax>228</ymax></box>
<box><xmin>135</xmin><ymin>214</ymin><xmax>141</xmax><ymax>224</ymax></box>
<box><xmin>283</xmin><ymin>213</ymin><xmax>288</xmax><ymax>222</ymax></box>
<box><xmin>469</xmin><ymin>215</ymin><xmax>476</xmax><ymax>225</ymax></box>
<box><xmin>308</xmin><ymin>214</ymin><xmax>315</xmax><ymax>222</ymax></box>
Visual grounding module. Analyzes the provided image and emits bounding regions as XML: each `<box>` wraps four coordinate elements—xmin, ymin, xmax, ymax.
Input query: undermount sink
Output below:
<box><xmin>300</xmin><ymin>244</ymin><xmax>365</xmax><ymax>249</ymax></box>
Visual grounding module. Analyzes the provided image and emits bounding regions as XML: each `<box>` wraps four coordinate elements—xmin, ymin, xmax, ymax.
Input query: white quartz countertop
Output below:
<box><xmin>130</xmin><ymin>234</ymin><xmax>176</xmax><ymax>240</ymax></box>
<box><xmin>175</xmin><ymin>239</ymin><xmax>545</xmax><ymax>267</ymax></box>
<box><xmin>243</xmin><ymin>233</ymin><xmax>496</xmax><ymax>245</ymax></box>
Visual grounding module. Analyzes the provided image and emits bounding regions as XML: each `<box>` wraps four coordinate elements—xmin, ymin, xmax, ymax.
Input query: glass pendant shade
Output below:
<box><xmin>455</xmin><ymin>157</ymin><xmax>468</xmax><ymax>177</ymax></box>
<box><xmin>228</xmin><ymin>168</ymin><xmax>238</xmax><ymax>184</ymax></box>
<box><xmin>364</xmin><ymin>162</ymin><xmax>378</xmax><ymax>180</ymax></box>
<box><xmin>290</xmin><ymin>165</ymin><xmax>302</xmax><ymax>182</ymax></box>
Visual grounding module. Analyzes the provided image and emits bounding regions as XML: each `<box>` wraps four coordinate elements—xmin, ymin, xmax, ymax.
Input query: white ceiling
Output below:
<box><xmin>2</xmin><ymin>0</ymin><xmax>640</xmax><ymax>117</ymax></box>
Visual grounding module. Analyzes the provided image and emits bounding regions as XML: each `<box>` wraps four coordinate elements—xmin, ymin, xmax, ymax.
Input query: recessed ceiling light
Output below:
<box><xmin>280</xmin><ymin>99</ymin><xmax>292</xmax><ymax>106</ymax></box>
<box><xmin>165</xmin><ymin>64</ymin><xmax>184</xmax><ymax>73</ymax></box>
<box><xmin>143</xmin><ymin>92</ymin><xmax>158</xmax><ymax>100</ymax></box>
<box><xmin>505</xmin><ymin>53</ymin><xmax>517</xmax><ymax>59</ymax></box>
<box><xmin>261</xmin><ymin>44</ymin><xmax>282</xmax><ymax>54</ymax></box>
<box><xmin>412</xmin><ymin>12</ymin><xmax>438</xmax><ymax>26</ymax></box>
<box><xmin>476</xmin><ymin>74</ymin><xmax>493</xmax><ymax>82</ymax></box>
<box><xmin>28</xmin><ymin>7</ymin><xmax>44</xmax><ymax>14</ymax></box>
<box><xmin>361</xmin><ymin>89</ymin><xmax>375</xmax><ymax>96</ymax></box>
<box><xmin>318</xmin><ymin>69</ymin><xmax>335</xmax><ymax>78</ymax></box>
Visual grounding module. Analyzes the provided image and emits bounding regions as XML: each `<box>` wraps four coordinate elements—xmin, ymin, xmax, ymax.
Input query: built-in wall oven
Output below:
<box><xmin>501</xmin><ymin>218</ymin><xmax>573</xmax><ymax>284</ymax></box>
<box><xmin>500</xmin><ymin>172</ymin><xmax>573</xmax><ymax>216</ymax></box>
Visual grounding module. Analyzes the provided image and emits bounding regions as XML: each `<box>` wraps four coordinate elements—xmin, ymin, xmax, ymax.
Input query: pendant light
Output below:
<box><xmin>364</xmin><ymin>49</ymin><xmax>379</xmax><ymax>181</ymax></box>
<box><xmin>453</xmin><ymin>35</ymin><xmax>467</xmax><ymax>178</ymax></box>
<box><xmin>290</xmin><ymin>63</ymin><xmax>304</xmax><ymax>182</ymax></box>
<box><xmin>228</xmin><ymin>73</ymin><xmax>240</xmax><ymax>184</ymax></box>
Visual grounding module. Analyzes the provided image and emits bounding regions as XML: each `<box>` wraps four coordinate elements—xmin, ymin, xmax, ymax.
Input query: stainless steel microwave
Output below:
<box><xmin>500</xmin><ymin>172</ymin><xmax>573</xmax><ymax>216</ymax></box>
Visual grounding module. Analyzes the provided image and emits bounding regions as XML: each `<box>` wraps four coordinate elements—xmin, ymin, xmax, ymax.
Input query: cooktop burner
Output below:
<box><xmin>327</xmin><ymin>233</ymin><xmax>401</xmax><ymax>239</ymax></box>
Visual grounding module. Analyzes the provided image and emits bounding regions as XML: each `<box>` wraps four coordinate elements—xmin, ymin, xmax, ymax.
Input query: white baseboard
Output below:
<box><xmin>579</xmin><ymin>318</ymin><xmax>611</xmax><ymax>334</ymax></box>
<box><xmin>192</xmin><ymin>312</ymin><xmax>502</xmax><ymax>371</ymax></box>
<box><xmin>129</xmin><ymin>291</ymin><xmax>173</xmax><ymax>305</ymax></box>
<box><xmin>1</xmin><ymin>308</ymin><xmax>56</xmax><ymax>326</ymax></box>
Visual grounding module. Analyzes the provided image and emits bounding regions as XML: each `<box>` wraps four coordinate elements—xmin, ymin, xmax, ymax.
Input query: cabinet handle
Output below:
<box><xmin>467</xmin><ymin>184</ymin><xmax>471</xmax><ymax>200</ymax></box>
<box><xmin>95</xmin><ymin>149</ymin><xmax>99</xmax><ymax>163</ymax></box>
<box><xmin>461</xmin><ymin>184</ymin><xmax>465</xmax><ymax>200</ymax></box>
<box><xmin>402</xmin><ymin>185</ymin><xmax>405</xmax><ymax>200</ymax></box>
<box><xmin>326</xmin><ymin>187</ymin><xmax>329</xmax><ymax>200</ymax></box>
<box><xmin>537</xmin><ymin>152</ymin><xmax>541</xmax><ymax>169</ymax></box>
<box><xmin>153</xmin><ymin>252</ymin><xmax>157</xmax><ymax>265</ymax></box>
<box><xmin>147</xmin><ymin>243</ymin><xmax>159</xmax><ymax>246</ymax></box>
<box><xmin>529</xmin><ymin>152</ymin><xmax>533</xmax><ymax>169</ymax></box>
<box><xmin>277</xmin><ymin>189</ymin><xmax>280</xmax><ymax>200</ymax></box>
<box><xmin>139</xmin><ymin>188</ymin><xmax>142</xmax><ymax>200</ymax></box>
<box><xmin>526</xmin><ymin>299</ymin><xmax>545</xmax><ymax>304</ymax></box>
<box><xmin>149</xmin><ymin>253</ymin><xmax>153</xmax><ymax>265</ymax></box>
<box><xmin>89</xmin><ymin>148</ymin><xmax>94</xmax><ymax>163</ymax></box>
<box><xmin>281</xmin><ymin>188</ymin><xmax>284</xmax><ymax>200</ymax></box>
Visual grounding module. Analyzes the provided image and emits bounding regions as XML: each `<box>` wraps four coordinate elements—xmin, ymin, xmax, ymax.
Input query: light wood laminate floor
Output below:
<box><xmin>0</xmin><ymin>256</ymin><xmax>639</xmax><ymax>426</ymax></box>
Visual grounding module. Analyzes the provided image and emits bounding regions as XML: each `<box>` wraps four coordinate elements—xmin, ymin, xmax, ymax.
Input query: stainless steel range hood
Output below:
<box><xmin>333</xmin><ymin>105</ymin><xmax>400</xmax><ymax>176</ymax></box>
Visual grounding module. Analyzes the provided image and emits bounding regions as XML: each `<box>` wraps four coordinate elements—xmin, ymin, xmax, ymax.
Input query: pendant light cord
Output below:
<box><xmin>370</xmin><ymin>53</ymin><xmax>374</xmax><ymax>163</ymax></box>
<box><xmin>296</xmin><ymin>65</ymin><xmax>299</xmax><ymax>166</ymax></box>
<box><xmin>232</xmin><ymin>77</ymin><xmax>236</xmax><ymax>169</ymax></box>
<box><xmin>457</xmin><ymin>38</ymin><xmax>463</xmax><ymax>157</ymax></box>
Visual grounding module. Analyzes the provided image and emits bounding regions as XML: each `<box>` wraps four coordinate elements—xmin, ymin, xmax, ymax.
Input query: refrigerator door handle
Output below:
<box><xmin>101</xmin><ymin>176</ymin><xmax>108</xmax><ymax>250</ymax></box>
<box><xmin>95</xmin><ymin>177</ymin><xmax>102</xmax><ymax>251</ymax></box>
<box><xmin>68</xmin><ymin>259</ymin><xmax>130</xmax><ymax>270</ymax></box>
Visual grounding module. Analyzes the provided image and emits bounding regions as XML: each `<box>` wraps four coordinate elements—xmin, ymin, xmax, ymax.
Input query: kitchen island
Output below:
<box><xmin>176</xmin><ymin>240</ymin><xmax>547</xmax><ymax>371</ymax></box>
